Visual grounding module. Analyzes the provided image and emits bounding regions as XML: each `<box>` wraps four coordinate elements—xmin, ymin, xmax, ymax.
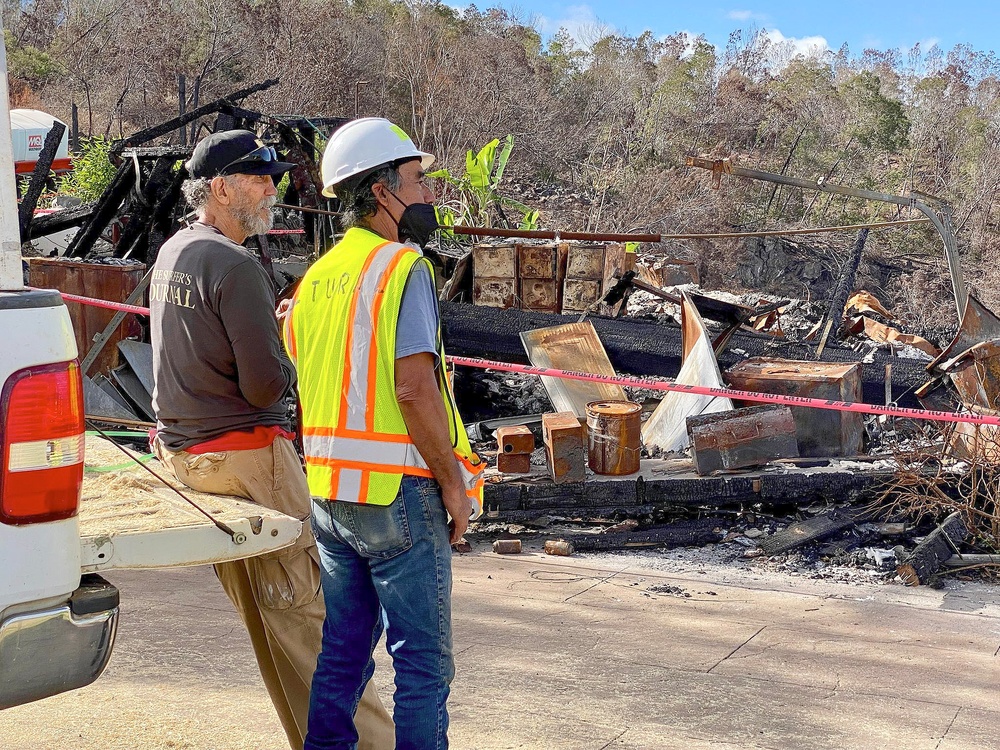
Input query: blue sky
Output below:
<box><xmin>509</xmin><ymin>1</ymin><xmax>1000</xmax><ymax>56</ymax></box>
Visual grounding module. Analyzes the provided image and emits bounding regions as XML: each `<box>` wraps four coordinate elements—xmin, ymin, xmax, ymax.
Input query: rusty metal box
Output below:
<box><xmin>566</xmin><ymin>244</ymin><xmax>606</xmax><ymax>279</ymax></box>
<box><xmin>520</xmin><ymin>278</ymin><xmax>559</xmax><ymax>312</ymax></box>
<box><xmin>473</xmin><ymin>278</ymin><xmax>517</xmax><ymax>308</ymax></box>
<box><xmin>542</xmin><ymin>412</ymin><xmax>586</xmax><ymax>483</ymax></box>
<box><xmin>27</xmin><ymin>257</ymin><xmax>145</xmax><ymax>377</ymax></box>
<box><xmin>496</xmin><ymin>425</ymin><xmax>534</xmax><ymax>455</ymax></box>
<box><xmin>518</xmin><ymin>244</ymin><xmax>556</xmax><ymax>279</ymax></box>
<box><xmin>686</xmin><ymin>404</ymin><xmax>799</xmax><ymax>475</ymax></box>
<box><xmin>497</xmin><ymin>452</ymin><xmax>532</xmax><ymax>474</ymax></box>
<box><xmin>561</xmin><ymin>279</ymin><xmax>601</xmax><ymax>313</ymax></box>
<box><xmin>472</xmin><ymin>244</ymin><xmax>516</xmax><ymax>278</ymax></box>
<box><xmin>724</xmin><ymin>358</ymin><xmax>864</xmax><ymax>457</ymax></box>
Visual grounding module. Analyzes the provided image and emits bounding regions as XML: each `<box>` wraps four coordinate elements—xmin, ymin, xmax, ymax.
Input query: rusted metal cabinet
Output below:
<box><xmin>472</xmin><ymin>244</ymin><xmax>517</xmax><ymax>308</ymax></box>
<box><xmin>518</xmin><ymin>243</ymin><xmax>559</xmax><ymax>312</ymax></box>
<box><xmin>27</xmin><ymin>257</ymin><xmax>145</xmax><ymax>376</ymax></box>
<box><xmin>562</xmin><ymin>244</ymin><xmax>605</xmax><ymax>314</ymax></box>
<box><xmin>724</xmin><ymin>359</ymin><xmax>864</xmax><ymax>457</ymax></box>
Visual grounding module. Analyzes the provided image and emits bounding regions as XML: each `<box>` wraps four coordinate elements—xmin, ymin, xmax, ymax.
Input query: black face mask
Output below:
<box><xmin>387</xmin><ymin>190</ymin><xmax>439</xmax><ymax>247</ymax></box>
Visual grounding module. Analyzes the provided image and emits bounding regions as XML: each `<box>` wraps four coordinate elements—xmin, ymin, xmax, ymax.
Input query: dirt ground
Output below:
<box><xmin>1</xmin><ymin>547</ymin><xmax>999</xmax><ymax>750</ymax></box>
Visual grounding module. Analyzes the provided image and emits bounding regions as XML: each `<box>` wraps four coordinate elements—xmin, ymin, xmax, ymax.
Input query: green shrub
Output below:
<box><xmin>56</xmin><ymin>137</ymin><xmax>117</xmax><ymax>204</ymax></box>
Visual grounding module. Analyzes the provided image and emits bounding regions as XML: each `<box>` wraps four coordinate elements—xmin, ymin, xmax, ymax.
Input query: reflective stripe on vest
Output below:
<box><xmin>291</xmin><ymin>227</ymin><xmax>484</xmax><ymax>514</ymax></box>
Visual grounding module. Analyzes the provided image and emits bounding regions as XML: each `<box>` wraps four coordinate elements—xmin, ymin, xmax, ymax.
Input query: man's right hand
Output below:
<box><xmin>441</xmin><ymin>481</ymin><xmax>471</xmax><ymax>544</ymax></box>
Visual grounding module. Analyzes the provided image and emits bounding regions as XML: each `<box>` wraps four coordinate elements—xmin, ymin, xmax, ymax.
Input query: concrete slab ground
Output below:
<box><xmin>1</xmin><ymin>548</ymin><xmax>998</xmax><ymax>750</ymax></box>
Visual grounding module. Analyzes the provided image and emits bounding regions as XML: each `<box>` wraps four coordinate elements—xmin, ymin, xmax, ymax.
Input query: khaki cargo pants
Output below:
<box><xmin>153</xmin><ymin>435</ymin><xmax>394</xmax><ymax>750</ymax></box>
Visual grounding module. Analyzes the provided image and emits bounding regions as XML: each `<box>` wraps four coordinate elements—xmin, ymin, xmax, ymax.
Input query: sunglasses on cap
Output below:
<box><xmin>219</xmin><ymin>145</ymin><xmax>280</xmax><ymax>175</ymax></box>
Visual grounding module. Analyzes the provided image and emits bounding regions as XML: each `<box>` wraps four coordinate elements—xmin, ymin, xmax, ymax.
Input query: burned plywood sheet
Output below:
<box><xmin>642</xmin><ymin>292</ymin><xmax>733</xmax><ymax>453</ymax></box>
<box><xmin>521</xmin><ymin>321</ymin><xmax>626</xmax><ymax>418</ymax></box>
<box><xmin>724</xmin><ymin>359</ymin><xmax>864</xmax><ymax>458</ymax></box>
<box><xmin>896</xmin><ymin>512</ymin><xmax>968</xmax><ymax>586</ymax></box>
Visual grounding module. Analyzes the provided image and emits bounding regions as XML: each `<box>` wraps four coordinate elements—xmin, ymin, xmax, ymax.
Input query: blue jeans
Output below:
<box><xmin>304</xmin><ymin>476</ymin><xmax>454</xmax><ymax>750</ymax></box>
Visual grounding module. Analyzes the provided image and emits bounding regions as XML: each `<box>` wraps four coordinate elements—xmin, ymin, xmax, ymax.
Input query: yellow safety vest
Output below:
<box><xmin>285</xmin><ymin>226</ymin><xmax>483</xmax><ymax>516</ymax></box>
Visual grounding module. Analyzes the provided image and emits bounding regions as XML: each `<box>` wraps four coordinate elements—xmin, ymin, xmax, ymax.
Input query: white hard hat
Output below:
<box><xmin>321</xmin><ymin>117</ymin><xmax>434</xmax><ymax>197</ymax></box>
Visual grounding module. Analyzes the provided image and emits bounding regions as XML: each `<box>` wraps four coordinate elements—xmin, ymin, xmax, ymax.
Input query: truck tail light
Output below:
<box><xmin>0</xmin><ymin>361</ymin><xmax>84</xmax><ymax>524</ymax></box>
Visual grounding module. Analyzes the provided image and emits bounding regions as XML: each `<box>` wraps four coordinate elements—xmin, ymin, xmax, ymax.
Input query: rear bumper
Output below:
<box><xmin>0</xmin><ymin>574</ymin><xmax>119</xmax><ymax>709</ymax></box>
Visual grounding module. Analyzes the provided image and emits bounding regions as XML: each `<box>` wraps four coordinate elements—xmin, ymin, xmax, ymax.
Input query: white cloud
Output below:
<box><xmin>534</xmin><ymin>4</ymin><xmax>615</xmax><ymax>47</ymax></box>
<box><xmin>727</xmin><ymin>9</ymin><xmax>766</xmax><ymax>22</ymax></box>
<box><xmin>763</xmin><ymin>28</ymin><xmax>831</xmax><ymax>64</ymax></box>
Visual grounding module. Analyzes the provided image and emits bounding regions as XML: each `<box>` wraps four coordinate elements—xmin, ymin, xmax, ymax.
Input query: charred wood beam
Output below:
<box><xmin>18</xmin><ymin>121</ymin><xmax>66</xmax><ymax>241</ymax></box>
<box><xmin>442</xmin><ymin>302</ymin><xmax>929</xmax><ymax>409</ymax></box>
<box><xmin>25</xmin><ymin>203</ymin><xmax>94</xmax><ymax>240</ymax></box>
<box><xmin>146</xmin><ymin>164</ymin><xmax>188</xmax><ymax>265</ymax></box>
<box><xmin>941</xmin><ymin>553</ymin><xmax>1000</xmax><ymax>567</ymax></box>
<box><xmin>64</xmin><ymin>161</ymin><xmax>136</xmax><ymax>258</ymax></box>
<box><xmin>110</xmin><ymin>79</ymin><xmax>279</xmax><ymax>157</ymax></box>
<box><xmin>755</xmin><ymin>505</ymin><xmax>870</xmax><ymax>555</ymax></box>
<box><xmin>565</xmin><ymin>518</ymin><xmax>723</xmax><ymax>551</ymax></box>
<box><xmin>483</xmin><ymin>463</ymin><xmax>891</xmax><ymax>520</ymax></box>
<box><xmin>896</xmin><ymin>512</ymin><xmax>968</xmax><ymax>585</ymax></box>
<box><xmin>120</xmin><ymin>146</ymin><xmax>193</xmax><ymax>160</ymax></box>
<box><xmin>114</xmin><ymin>157</ymin><xmax>176</xmax><ymax>260</ymax></box>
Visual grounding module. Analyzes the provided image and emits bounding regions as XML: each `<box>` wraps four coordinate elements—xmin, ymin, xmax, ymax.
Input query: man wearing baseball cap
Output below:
<box><xmin>149</xmin><ymin>130</ymin><xmax>394</xmax><ymax>750</ymax></box>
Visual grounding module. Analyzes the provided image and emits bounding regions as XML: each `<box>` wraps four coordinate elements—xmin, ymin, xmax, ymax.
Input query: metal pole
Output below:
<box><xmin>686</xmin><ymin>157</ymin><xmax>968</xmax><ymax>319</ymax></box>
<box><xmin>0</xmin><ymin>20</ymin><xmax>24</xmax><ymax>291</ymax></box>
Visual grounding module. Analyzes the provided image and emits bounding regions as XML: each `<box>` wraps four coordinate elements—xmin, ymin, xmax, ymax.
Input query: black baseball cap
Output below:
<box><xmin>186</xmin><ymin>129</ymin><xmax>296</xmax><ymax>178</ymax></box>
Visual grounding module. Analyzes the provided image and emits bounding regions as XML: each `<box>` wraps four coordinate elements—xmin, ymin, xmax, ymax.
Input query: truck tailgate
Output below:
<box><xmin>79</xmin><ymin>436</ymin><xmax>302</xmax><ymax>572</ymax></box>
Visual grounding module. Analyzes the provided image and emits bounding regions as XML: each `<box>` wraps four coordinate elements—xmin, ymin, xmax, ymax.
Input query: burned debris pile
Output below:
<box><xmin>23</xmin><ymin>97</ymin><xmax>1000</xmax><ymax>587</ymax></box>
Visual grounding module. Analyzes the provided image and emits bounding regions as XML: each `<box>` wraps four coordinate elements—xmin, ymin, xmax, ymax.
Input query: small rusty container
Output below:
<box><xmin>585</xmin><ymin>400</ymin><xmax>642</xmax><ymax>475</ymax></box>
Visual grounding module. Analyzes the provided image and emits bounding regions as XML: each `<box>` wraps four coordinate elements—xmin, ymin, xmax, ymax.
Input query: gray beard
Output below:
<box><xmin>233</xmin><ymin>198</ymin><xmax>275</xmax><ymax>237</ymax></box>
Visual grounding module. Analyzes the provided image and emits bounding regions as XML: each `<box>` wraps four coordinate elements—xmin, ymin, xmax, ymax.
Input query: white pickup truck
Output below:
<box><xmin>0</xmin><ymin>35</ymin><xmax>301</xmax><ymax>710</ymax></box>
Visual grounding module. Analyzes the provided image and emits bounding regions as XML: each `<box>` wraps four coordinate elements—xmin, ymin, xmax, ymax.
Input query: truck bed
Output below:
<box><xmin>79</xmin><ymin>437</ymin><xmax>302</xmax><ymax>572</ymax></box>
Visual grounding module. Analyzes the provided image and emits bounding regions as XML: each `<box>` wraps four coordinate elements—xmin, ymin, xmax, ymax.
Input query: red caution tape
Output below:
<box><xmin>56</xmin><ymin>290</ymin><xmax>151</xmax><ymax>316</ymax></box>
<box><xmin>447</xmin><ymin>355</ymin><xmax>1000</xmax><ymax>427</ymax></box>
<box><xmin>53</xmin><ymin>289</ymin><xmax>1000</xmax><ymax>427</ymax></box>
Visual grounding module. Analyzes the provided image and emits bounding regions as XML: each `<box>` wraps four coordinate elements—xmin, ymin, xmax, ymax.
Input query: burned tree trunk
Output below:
<box><xmin>825</xmin><ymin>228</ymin><xmax>868</xmax><ymax>339</ymax></box>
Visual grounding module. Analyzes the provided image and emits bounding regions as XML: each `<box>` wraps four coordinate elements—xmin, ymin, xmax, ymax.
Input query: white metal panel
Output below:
<box><xmin>79</xmin><ymin>497</ymin><xmax>302</xmax><ymax>572</ymax></box>
<box><xmin>1</xmin><ymin>304</ymin><xmax>78</xmax><ymax>363</ymax></box>
<box><xmin>0</xmin><ymin>35</ymin><xmax>23</xmax><ymax>290</ymax></box>
<box><xmin>79</xmin><ymin>437</ymin><xmax>302</xmax><ymax>571</ymax></box>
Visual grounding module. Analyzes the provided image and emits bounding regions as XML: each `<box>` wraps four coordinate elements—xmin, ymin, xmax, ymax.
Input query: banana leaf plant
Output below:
<box><xmin>429</xmin><ymin>135</ymin><xmax>540</xmax><ymax>243</ymax></box>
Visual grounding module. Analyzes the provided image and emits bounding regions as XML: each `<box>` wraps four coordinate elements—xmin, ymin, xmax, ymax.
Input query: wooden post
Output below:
<box><xmin>189</xmin><ymin>77</ymin><xmax>201</xmax><ymax>143</ymax></box>
<box><xmin>70</xmin><ymin>102</ymin><xmax>80</xmax><ymax>151</ymax></box>
<box><xmin>177</xmin><ymin>74</ymin><xmax>187</xmax><ymax>146</ymax></box>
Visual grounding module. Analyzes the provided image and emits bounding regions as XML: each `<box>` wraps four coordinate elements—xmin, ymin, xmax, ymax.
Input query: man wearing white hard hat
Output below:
<box><xmin>283</xmin><ymin>118</ymin><xmax>484</xmax><ymax>749</ymax></box>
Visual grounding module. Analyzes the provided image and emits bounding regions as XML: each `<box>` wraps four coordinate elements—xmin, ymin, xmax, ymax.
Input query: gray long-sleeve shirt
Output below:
<box><xmin>150</xmin><ymin>221</ymin><xmax>295</xmax><ymax>451</ymax></box>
